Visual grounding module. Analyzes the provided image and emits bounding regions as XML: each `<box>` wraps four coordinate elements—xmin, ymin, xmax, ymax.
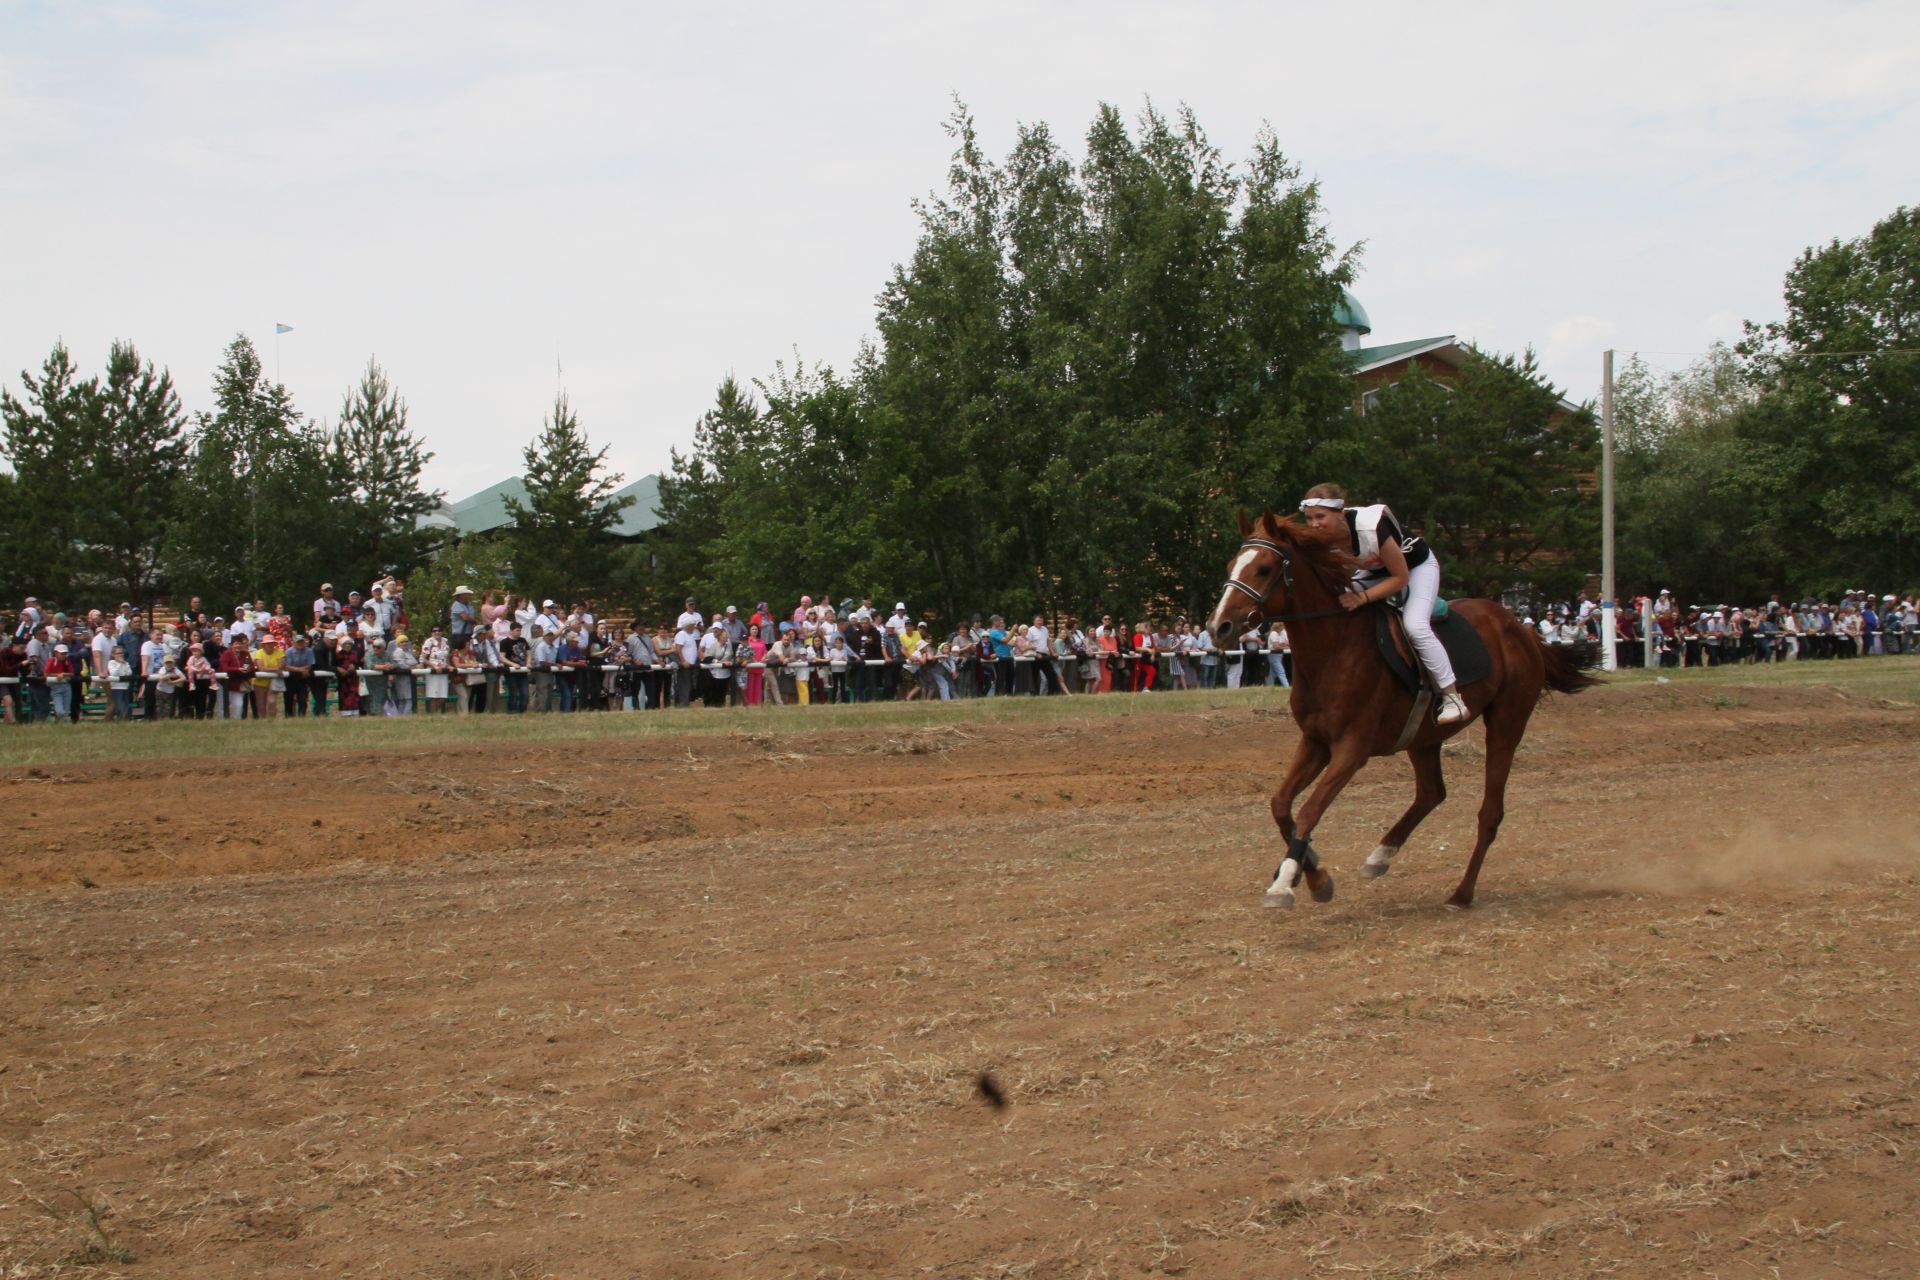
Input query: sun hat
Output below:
<box><xmin>455</xmin><ymin>585</ymin><xmax>472</xmax><ymax>595</ymax></box>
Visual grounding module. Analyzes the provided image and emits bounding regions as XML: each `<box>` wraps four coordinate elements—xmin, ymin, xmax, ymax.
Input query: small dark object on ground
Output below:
<box><xmin>976</xmin><ymin>1071</ymin><xmax>1008</xmax><ymax>1110</ymax></box>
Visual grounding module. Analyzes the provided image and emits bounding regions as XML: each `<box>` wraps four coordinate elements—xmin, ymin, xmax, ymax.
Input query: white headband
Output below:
<box><xmin>1299</xmin><ymin>498</ymin><xmax>1344</xmax><ymax>511</ymax></box>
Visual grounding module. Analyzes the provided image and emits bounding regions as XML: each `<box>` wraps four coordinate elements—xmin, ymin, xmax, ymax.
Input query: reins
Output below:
<box><xmin>1221</xmin><ymin>536</ymin><xmax>1352</xmax><ymax>628</ymax></box>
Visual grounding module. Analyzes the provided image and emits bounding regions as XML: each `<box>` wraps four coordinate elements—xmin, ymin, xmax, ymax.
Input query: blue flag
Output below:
<box><xmin>275</xmin><ymin>322</ymin><xmax>294</xmax><ymax>334</ymax></box>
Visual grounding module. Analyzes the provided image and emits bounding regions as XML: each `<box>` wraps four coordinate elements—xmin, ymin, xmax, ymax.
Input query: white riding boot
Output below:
<box><xmin>1435</xmin><ymin>683</ymin><xmax>1468</xmax><ymax>725</ymax></box>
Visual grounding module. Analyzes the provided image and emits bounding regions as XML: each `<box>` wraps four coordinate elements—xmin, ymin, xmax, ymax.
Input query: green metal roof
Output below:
<box><xmin>1333</xmin><ymin>288</ymin><xmax>1372</xmax><ymax>335</ymax></box>
<box><xmin>446</xmin><ymin>476</ymin><xmax>529</xmax><ymax>535</ymax></box>
<box><xmin>1347</xmin><ymin>336</ymin><xmax>1459</xmax><ymax>371</ymax></box>
<box><xmin>609</xmin><ymin>474</ymin><xmax>661</xmax><ymax>538</ymax></box>
<box><xmin>436</xmin><ymin>473</ymin><xmax>662</xmax><ymax>539</ymax></box>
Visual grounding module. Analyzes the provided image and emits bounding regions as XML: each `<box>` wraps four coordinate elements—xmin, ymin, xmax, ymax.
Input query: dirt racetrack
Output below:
<box><xmin>4</xmin><ymin>677</ymin><xmax>1920</xmax><ymax>1277</ymax></box>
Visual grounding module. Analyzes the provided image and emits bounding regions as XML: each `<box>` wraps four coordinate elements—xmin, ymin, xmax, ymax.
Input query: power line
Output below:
<box><xmin>1623</xmin><ymin>348</ymin><xmax>1920</xmax><ymax>358</ymax></box>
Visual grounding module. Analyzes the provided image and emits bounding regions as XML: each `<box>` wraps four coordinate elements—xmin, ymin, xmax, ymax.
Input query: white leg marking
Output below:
<box><xmin>1362</xmin><ymin>844</ymin><xmax>1400</xmax><ymax>879</ymax></box>
<box><xmin>1265</xmin><ymin>858</ymin><xmax>1300</xmax><ymax>909</ymax></box>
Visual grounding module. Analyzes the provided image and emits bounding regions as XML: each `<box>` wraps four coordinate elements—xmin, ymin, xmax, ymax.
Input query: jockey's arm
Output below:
<box><xmin>1340</xmin><ymin>538</ymin><xmax>1412</xmax><ymax>612</ymax></box>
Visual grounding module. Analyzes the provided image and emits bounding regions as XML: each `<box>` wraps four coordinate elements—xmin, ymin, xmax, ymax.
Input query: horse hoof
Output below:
<box><xmin>1311</xmin><ymin>872</ymin><xmax>1335</xmax><ymax>904</ymax></box>
<box><xmin>1264</xmin><ymin>888</ymin><xmax>1296</xmax><ymax>909</ymax></box>
<box><xmin>1361</xmin><ymin>845</ymin><xmax>1399</xmax><ymax>879</ymax></box>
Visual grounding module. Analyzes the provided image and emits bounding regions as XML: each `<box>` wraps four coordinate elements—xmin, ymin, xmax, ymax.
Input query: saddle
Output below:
<box><xmin>1374</xmin><ymin>603</ymin><xmax>1492</xmax><ymax>696</ymax></box>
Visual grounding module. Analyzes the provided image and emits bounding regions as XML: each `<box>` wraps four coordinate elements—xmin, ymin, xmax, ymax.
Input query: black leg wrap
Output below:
<box><xmin>1287</xmin><ymin>834</ymin><xmax>1318</xmax><ymax>875</ymax></box>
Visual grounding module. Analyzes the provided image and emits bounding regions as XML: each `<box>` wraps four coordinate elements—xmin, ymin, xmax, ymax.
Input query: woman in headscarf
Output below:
<box><xmin>743</xmin><ymin>623</ymin><xmax>770</xmax><ymax>707</ymax></box>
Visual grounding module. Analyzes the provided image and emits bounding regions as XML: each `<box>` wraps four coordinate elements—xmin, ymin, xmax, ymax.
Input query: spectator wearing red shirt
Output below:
<box><xmin>218</xmin><ymin>644</ymin><xmax>254</xmax><ymax>720</ymax></box>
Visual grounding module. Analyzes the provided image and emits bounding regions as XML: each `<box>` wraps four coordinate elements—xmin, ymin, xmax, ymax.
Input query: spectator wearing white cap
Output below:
<box><xmin>450</xmin><ymin>587</ymin><xmax>476</xmax><ymax>651</ymax></box>
<box><xmin>313</xmin><ymin>583</ymin><xmax>340</xmax><ymax>626</ymax></box>
<box><xmin>43</xmin><ymin>643</ymin><xmax>76</xmax><ymax>720</ymax></box>
<box><xmin>535</xmin><ymin>599</ymin><xmax>563</xmax><ymax>638</ymax></box>
<box><xmin>670</xmin><ymin>616</ymin><xmax>699</xmax><ymax>707</ymax></box>
<box><xmin>90</xmin><ymin>624</ymin><xmax>118</xmax><ymax>720</ymax></box>
<box><xmin>528</xmin><ymin>625</ymin><xmax>557</xmax><ymax>713</ymax></box>
<box><xmin>886</xmin><ymin>603</ymin><xmax>909</xmax><ymax>635</ymax></box>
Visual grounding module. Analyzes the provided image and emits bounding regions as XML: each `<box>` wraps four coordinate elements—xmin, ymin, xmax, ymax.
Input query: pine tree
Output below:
<box><xmin>83</xmin><ymin>341</ymin><xmax>188</xmax><ymax>607</ymax></box>
<box><xmin>1</xmin><ymin>342</ymin><xmax>93</xmax><ymax>605</ymax></box>
<box><xmin>169</xmin><ymin>335</ymin><xmax>321</xmax><ymax>606</ymax></box>
<box><xmin>651</xmin><ymin>374</ymin><xmax>759</xmax><ymax>606</ymax></box>
<box><xmin>327</xmin><ymin>358</ymin><xmax>444</xmax><ymax>590</ymax></box>
<box><xmin>504</xmin><ymin>393</ymin><xmax>633</xmax><ymax>604</ymax></box>
<box><xmin>2</xmin><ymin>340</ymin><xmax>188</xmax><ymax>610</ymax></box>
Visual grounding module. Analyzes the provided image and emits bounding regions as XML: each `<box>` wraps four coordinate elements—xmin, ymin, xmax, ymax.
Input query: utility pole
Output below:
<box><xmin>1600</xmin><ymin>349</ymin><xmax>1618</xmax><ymax>672</ymax></box>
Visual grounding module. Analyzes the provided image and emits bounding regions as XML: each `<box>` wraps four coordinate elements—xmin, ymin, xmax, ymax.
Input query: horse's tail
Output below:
<box><xmin>1538</xmin><ymin>636</ymin><xmax>1604</xmax><ymax>695</ymax></box>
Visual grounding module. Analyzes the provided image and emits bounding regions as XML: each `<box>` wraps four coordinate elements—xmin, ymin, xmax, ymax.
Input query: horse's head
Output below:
<box><xmin>1207</xmin><ymin>509</ymin><xmax>1355</xmax><ymax>648</ymax></box>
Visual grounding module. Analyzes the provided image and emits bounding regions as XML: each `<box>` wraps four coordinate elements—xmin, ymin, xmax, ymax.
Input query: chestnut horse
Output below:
<box><xmin>1207</xmin><ymin>510</ymin><xmax>1600</xmax><ymax>909</ymax></box>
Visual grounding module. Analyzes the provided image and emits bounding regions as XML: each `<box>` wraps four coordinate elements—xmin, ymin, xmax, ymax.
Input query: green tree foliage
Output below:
<box><xmin>650</xmin><ymin>373</ymin><xmax>759</xmax><ymax>608</ymax></box>
<box><xmin>1614</xmin><ymin>207</ymin><xmax>1920</xmax><ymax>604</ymax></box>
<box><xmin>406</xmin><ymin>533</ymin><xmax>515</xmax><ymax>642</ymax></box>
<box><xmin>1</xmin><ymin>340</ymin><xmax>188</xmax><ymax>609</ymax></box>
<box><xmin>1738</xmin><ymin>205</ymin><xmax>1920</xmax><ymax>593</ymax></box>
<box><xmin>0</xmin><ymin>471</ymin><xmax>23</xmax><ymax>607</ymax></box>
<box><xmin>1326</xmin><ymin>352</ymin><xmax>1599</xmax><ymax>600</ymax></box>
<box><xmin>2</xmin><ymin>343</ymin><xmax>99</xmax><ymax>605</ymax></box>
<box><xmin>505</xmin><ymin>393</ymin><xmax>633</xmax><ymax>604</ymax></box>
<box><xmin>660</xmin><ymin>100</ymin><xmax>1360</xmax><ymax>621</ymax></box>
<box><xmin>1613</xmin><ymin>346</ymin><xmax>1771</xmax><ymax>603</ymax></box>
<box><xmin>322</xmin><ymin>358</ymin><xmax>445</xmax><ymax>591</ymax></box>
<box><xmin>85</xmin><ymin>342</ymin><xmax>190</xmax><ymax>607</ymax></box>
<box><xmin>168</xmin><ymin>335</ymin><xmax>325</xmax><ymax>608</ymax></box>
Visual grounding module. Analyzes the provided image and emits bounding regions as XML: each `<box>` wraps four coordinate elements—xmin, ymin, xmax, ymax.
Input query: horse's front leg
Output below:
<box><xmin>1269</xmin><ymin>736</ymin><xmax>1331</xmax><ymax>847</ymax></box>
<box><xmin>1267</xmin><ymin>734</ymin><xmax>1373</xmax><ymax>909</ymax></box>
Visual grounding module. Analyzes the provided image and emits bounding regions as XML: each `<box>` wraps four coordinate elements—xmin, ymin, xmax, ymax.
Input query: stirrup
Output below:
<box><xmin>1435</xmin><ymin>689</ymin><xmax>1468</xmax><ymax>724</ymax></box>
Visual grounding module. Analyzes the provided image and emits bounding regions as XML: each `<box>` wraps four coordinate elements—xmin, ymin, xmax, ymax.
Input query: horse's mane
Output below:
<box><xmin>1256</xmin><ymin>512</ymin><xmax>1361</xmax><ymax>594</ymax></box>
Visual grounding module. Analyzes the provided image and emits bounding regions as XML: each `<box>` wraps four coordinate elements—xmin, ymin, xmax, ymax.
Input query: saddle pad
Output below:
<box><xmin>1375</xmin><ymin>604</ymin><xmax>1492</xmax><ymax>694</ymax></box>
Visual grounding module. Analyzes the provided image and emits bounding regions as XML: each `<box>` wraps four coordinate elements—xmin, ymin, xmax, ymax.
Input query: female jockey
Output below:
<box><xmin>1297</xmin><ymin>482</ymin><xmax>1467</xmax><ymax>725</ymax></box>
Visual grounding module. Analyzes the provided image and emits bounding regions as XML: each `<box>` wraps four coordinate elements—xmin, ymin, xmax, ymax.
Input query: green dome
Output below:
<box><xmin>1332</xmin><ymin>288</ymin><xmax>1371</xmax><ymax>335</ymax></box>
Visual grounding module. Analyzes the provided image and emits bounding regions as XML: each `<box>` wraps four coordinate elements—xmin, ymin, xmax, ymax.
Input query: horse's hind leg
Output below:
<box><xmin>1365</xmin><ymin>744</ymin><xmax>1445</xmax><ymax>880</ymax></box>
<box><xmin>1447</xmin><ymin>700</ymin><xmax>1530</xmax><ymax>908</ymax></box>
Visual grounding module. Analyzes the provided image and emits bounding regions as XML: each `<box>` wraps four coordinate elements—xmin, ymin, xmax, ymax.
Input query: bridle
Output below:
<box><xmin>1220</xmin><ymin>536</ymin><xmax>1351</xmax><ymax>628</ymax></box>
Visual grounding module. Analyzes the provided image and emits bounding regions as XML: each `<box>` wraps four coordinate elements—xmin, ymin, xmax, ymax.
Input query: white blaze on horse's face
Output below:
<box><xmin>1211</xmin><ymin>543</ymin><xmax>1280</xmax><ymax>644</ymax></box>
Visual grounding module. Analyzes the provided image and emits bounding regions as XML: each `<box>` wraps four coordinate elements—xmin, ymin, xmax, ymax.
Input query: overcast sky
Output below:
<box><xmin>5</xmin><ymin>1</ymin><xmax>1916</xmax><ymax>499</ymax></box>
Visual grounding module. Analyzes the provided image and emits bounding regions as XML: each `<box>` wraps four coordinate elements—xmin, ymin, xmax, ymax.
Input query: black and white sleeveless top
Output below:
<box><xmin>1343</xmin><ymin>504</ymin><xmax>1431</xmax><ymax>573</ymax></box>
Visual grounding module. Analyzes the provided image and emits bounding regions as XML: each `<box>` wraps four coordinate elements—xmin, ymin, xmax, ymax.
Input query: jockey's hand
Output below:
<box><xmin>1339</xmin><ymin>590</ymin><xmax>1369</xmax><ymax>612</ymax></box>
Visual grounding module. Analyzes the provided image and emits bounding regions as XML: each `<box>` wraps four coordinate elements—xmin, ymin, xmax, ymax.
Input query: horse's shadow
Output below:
<box><xmin>1263</xmin><ymin>879</ymin><xmax>1633</xmax><ymax>953</ymax></box>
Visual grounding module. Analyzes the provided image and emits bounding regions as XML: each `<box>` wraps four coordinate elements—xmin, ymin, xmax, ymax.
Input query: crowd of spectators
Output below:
<box><xmin>1523</xmin><ymin>589</ymin><xmax>1919</xmax><ymax>666</ymax></box>
<box><xmin>0</xmin><ymin>584</ymin><xmax>1296</xmax><ymax>724</ymax></box>
<box><xmin>3</xmin><ymin>578</ymin><xmax>1913</xmax><ymax>725</ymax></box>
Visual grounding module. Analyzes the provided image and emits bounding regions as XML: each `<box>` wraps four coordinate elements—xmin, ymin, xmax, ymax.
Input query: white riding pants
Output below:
<box><xmin>1398</xmin><ymin>555</ymin><xmax>1454</xmax><ymax>690</ymax></box>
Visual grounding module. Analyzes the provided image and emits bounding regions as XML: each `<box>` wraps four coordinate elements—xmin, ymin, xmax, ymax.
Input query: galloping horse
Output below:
<box><xmin>1207</xmin><ymin>510</ymin><xmax>1599</xmax><ymax>909</ymax></box>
